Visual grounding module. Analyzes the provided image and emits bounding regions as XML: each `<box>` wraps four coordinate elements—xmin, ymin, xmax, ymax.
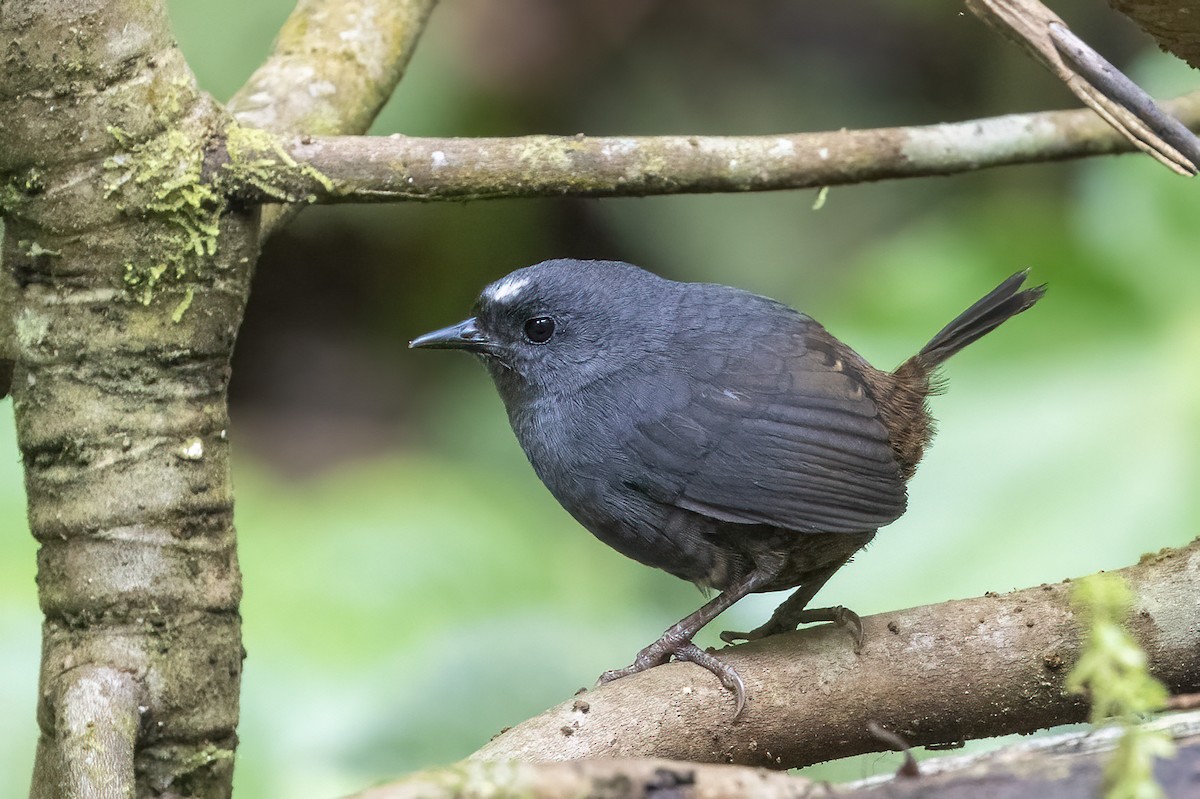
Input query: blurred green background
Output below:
<box><xmin>3</xmin><ymin>1</ymin><xmax>1199</xmax><ymax>796</ymax></box>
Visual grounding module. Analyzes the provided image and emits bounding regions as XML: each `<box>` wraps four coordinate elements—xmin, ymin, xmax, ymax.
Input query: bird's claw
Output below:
<box><xmin>598</xmin><ymin>639</ymin><xmax>748</xmax><ymax>720</ymax></box>
<box><xmin>823</xmin><ymin>605</ymin><xmax>864</xmax><ymax>652</ymax></box>
<box><xmin>719</xmin><ymin>626</ymin><xmax>772</xmax><ymax>644</ymax></box>
<box><xmin>672</xmin><ymin>642</ymin><xmax>747</xmax><ymax>720</ymax></box>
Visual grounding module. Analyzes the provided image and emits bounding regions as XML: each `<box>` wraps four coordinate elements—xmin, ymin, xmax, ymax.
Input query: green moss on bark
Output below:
<box><xmin>104</xmin><ymin>126</ymin><xmax>222</xmax><ymax>306</ymax></box>
<box><xmin>222</xmin><ymin>123</ymin><xmax>334</xmax><ymax>203</ymax></box>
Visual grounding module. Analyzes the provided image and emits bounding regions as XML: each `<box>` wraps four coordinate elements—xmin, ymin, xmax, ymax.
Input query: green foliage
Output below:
<box><xmin>1066</xmin><ymin>574</ymin><xmax>1167</xmax><ymax>721</ymax></box>
<box><xmin>0</xmin><ymin>167</ymin><xmax>45</xmax><ymax>217</ymax></box>
<box><xmin>1103</xmin><ymin>729</ymin><xmax>1177</xmax><ymax>799</ymax></box>
<box><xmin>1066</xmin><ymin>573</ymin><xmax>1174</xmax><ymax>799</ymax></box>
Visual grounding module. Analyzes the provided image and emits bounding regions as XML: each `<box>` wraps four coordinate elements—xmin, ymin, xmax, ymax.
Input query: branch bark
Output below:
<box><xmin>469</xmin><ymin>541</ymin><xmax>1200</xmax><ymax>768</ymax></box>
<box><xmin>30</xmin><ymin>666</ymin><xmax>143</xmax><ymax>799</ymax></box>
<box><xmin>350</xmin><ymin>759</ymin><xmax>820</xmax><ymax>799</ymax></box>
<box><xmin>227</xmin><ymin>0</ymin><xmax>438</xmax><ymax>240</ymax></box>
<box><xmin>1111</xmin><ymin>0</ymin><xmax>1200</xmax><ymax>70</ymax></box>
<box><xmin>218</xmin><ymin>91</ymin><xmax>1200</xmax><ymax>204</ymax></box>
<box><xmin>839</xmin><ymin>711</ymin><xmax>1200</xmax><ymax>798</ymax></box>
<box><xmin>228</xmin><ymin>0</ymin><xmax>438</xmax><ymax>134</ymax></box>
<box><xmin>347</xmin><ymin>711</ymin><xmax>1200</xmax><ymax>799</ymax></box>
<box><xmin>2</xmin><ymin>2</ymin><xmax>262</xmax><ymax>796</ymax></box>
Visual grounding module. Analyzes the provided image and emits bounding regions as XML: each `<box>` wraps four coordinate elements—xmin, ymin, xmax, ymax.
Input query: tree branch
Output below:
<box><xmin>31</xmin><ymin>666</ymin><xmax>143</xmax><ymax>799</ymax></box>
<box><xmin>349</xmin><ymin>758</ymin><xmax>820</xmax><ymax>799</ymax></box>
<box><xmin>345</xmin><ymin>710</ymin><xmax>1200</xmax><ymax>799</ymax></box>
<box><xmin>840</xmin><ymin>711</ymin><xmax>1200</xmax><ymax>798</ymax></box>
<box><xmin>220</xmin><ymin>91</ymin><xmax>1200</xmax><ymax>204</ymax></box>
<box><xmin>228</xmin><ymin>0</ymin><xmax>438</xmax><ymax>134</ymax></box>
<box><xmin>227</xmin><ymin>0</ymin><xmax>438</xmax><ymax>241</ymax></box>
<box><xmin>4</xmin><ymin>2</ymin><xmax>258</xmax><ymax>796</ymax></box>
<box><xmin>467</xmin><ymin>541</ymin><xmax>1200</xmax><ymax>768</ymax></box>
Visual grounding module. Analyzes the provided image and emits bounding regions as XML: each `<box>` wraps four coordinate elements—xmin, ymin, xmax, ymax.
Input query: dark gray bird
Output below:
<box><xmin>411</xmin><ymin>259</ymin><xmax>1044</xmax><ymax>716</ymax></box>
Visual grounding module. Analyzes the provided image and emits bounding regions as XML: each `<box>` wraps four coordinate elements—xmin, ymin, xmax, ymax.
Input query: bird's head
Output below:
<box><xmin>410</xmin><ymin>259</ymin><xmax>677</xmax><ymax>401</ymax></box>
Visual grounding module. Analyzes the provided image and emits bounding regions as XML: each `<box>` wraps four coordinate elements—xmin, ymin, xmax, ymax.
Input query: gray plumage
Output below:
<box><xmin>411</xmin><ymin>258</ymin><xmax>1044</xmax><ymax>714</ymax></box>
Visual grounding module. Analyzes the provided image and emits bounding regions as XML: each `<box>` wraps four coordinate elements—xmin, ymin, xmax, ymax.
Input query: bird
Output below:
<box><xmin>411</xmin><ymin>259</ymin><xmax>1044</xmax><ymax>717</ymax></box>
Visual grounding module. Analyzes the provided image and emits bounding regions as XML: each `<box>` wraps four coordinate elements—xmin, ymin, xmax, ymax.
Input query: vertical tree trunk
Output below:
<box><xmin>1</xmin><ymin>2</ymin><xmax>256</xmax><ymax>796</ymax></box>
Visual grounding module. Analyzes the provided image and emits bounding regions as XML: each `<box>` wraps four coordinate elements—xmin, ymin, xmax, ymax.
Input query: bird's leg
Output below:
<box><xmin>719</xmin><ymin>558</ymin><xmax>863</xmax><ymax>650</ymax></box>
<box><xmin>598</xmin><ymin>565</ymin><xmax>777</xmax><ymax>718</ymax></box>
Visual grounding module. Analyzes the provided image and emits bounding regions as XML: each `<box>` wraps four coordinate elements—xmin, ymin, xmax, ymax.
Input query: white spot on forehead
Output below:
<box><xmin>486</xmin><ymin>276</ymin><xmax>530</xmax><ymax>303</ymax></box>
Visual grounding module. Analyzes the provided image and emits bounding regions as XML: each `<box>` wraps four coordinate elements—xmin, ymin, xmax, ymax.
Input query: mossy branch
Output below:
<box><xmin>228</xmin><ymin>0</ymin><xmax>438</xmax><ymax>135</ymax></box>
<box><xmin>217</xmin><ymin>91</ymin><xmax>1200</xmax><ymax>206</ymax></box>
<box><xmin>227</xmin><ymin>0</ymin><xmax>439</xmax><ymax>242</ymax></box>
<box><xmin>103</xmin><ymin>121</ymin><xmax>224</xmax><ymax>308</ymax></box>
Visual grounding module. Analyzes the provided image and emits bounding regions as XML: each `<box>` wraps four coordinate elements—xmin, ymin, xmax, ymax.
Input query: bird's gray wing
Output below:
<box><xmin>623</xmin><ymin>317</ymin><xmax>907</xmax><ymax>534</ymax></box>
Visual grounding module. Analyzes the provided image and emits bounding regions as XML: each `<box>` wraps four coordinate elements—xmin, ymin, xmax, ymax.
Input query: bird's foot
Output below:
<box><xmin>597</xmin><ymin>637</ymin><xmax>674</xmax><ymax>684</ymax></box>
<box><xmin>599</xmin><ymin>639</ymin><xmax>747</xmax><ymax>719</ymax></box>
<box><xmin>720</xmin><ymin>604</ymin><xmax>863</xmax><ymax>652</ymax></box>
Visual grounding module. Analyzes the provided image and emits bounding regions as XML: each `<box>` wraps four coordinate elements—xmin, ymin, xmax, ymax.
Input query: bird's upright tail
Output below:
<box><xmin>913</xmin><ymin>270</ymin><xmax>1045</xmax><ymax>368</ymax></box>
<box><xmin>882</xmin><ymin>271</ymin><xmax>1044</xmax><ymax>480</ymax></box>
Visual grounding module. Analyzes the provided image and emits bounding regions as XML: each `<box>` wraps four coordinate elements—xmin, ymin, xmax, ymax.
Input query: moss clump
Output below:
<box><xmin>1066</xmin><ymin>573</ymin><xmax>1174</xmax><ymax>799</ymax></box>
<box><xmin>0</xmin><ymin>166</ymin><xmax>46</xmax><ymax>215</ymax></box>
<box><xmin>104</xmin><ymin>127</ymin><xmax>222</xmax><ymax>307</ymax></box>
<box><xmin>123</xmin><ymin>262</ymin><xmax>169</xmax><ymax>307</ymax></box>
<box><xmin>222</xmin><ymin>123</ymin><xmax>334</xmax><ymax>203</ymax></box>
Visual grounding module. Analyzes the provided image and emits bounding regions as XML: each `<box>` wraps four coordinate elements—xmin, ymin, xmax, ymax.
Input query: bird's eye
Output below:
<box><xmin>523</xmin><ymin>316</ymin><xmax>555</xmax><ymax>344</ymax></box>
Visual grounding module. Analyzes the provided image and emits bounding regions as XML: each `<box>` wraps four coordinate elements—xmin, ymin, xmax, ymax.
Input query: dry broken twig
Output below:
<box><xmin>965</xmin><ymin>0</ymin><xmax>1200</xmax><ymax>175</ymax></box>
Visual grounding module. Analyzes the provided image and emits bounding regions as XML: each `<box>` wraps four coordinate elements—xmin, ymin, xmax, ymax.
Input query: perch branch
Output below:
<box><xmin>467</xmin><ymin>542</ymin><xmax>1200</xmax><ymax>768</ymax></box>
<box><xmin>221</xmin><ymin>91</ymin><xmax>1200</xmax><ymax>204</ymax></box>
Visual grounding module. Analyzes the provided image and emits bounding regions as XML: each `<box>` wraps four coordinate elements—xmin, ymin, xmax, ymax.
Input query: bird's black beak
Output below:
<box><xmin>409</xmin><ymin>317</ymin><xmax>491</xmax><ymax>351</ymax></box>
